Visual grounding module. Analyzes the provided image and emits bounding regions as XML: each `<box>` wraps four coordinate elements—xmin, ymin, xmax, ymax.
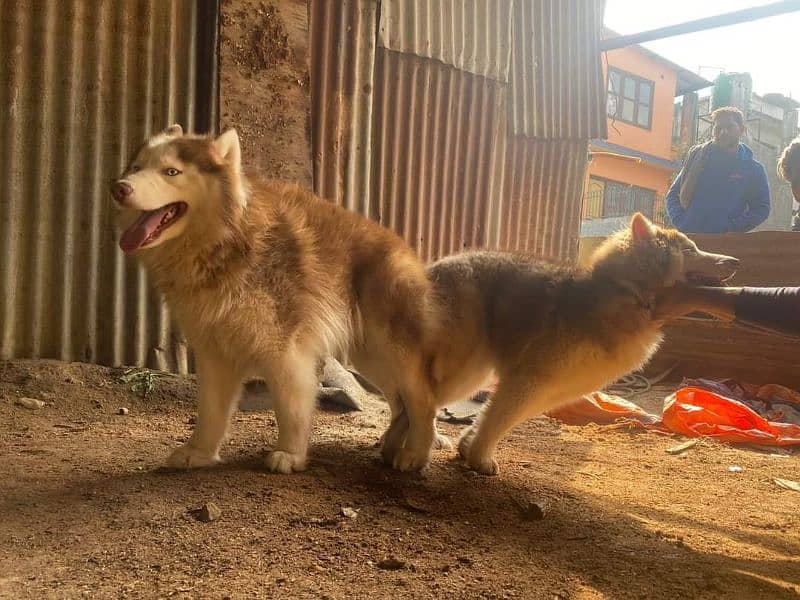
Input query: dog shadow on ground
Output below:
<box><xmin>2</xmin><ymin>432</ymin><xmax>797</xmax><ymax>598</ymax></box>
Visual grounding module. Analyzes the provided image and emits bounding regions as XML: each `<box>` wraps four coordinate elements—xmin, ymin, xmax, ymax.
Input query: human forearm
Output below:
<box><xmin>734</xmin><ymin>287</ymin><xmax>800</xmax><ymax>336</ymax></box>
<box><xmin>655</xmin><ymin>285</ymin><xmax>800</xmax><ymax>338</ymax></box>
<box><xmin>654</xmin><ymin>285</ymin><xmax>739</xmax><ymax>323</ymax></box>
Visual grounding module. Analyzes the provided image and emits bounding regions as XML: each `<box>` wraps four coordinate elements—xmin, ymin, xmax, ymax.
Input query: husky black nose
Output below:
<box><xmin>111</xmin><ymin>181</ymin><xmax>133</xmax><ymax>203</ymax></box>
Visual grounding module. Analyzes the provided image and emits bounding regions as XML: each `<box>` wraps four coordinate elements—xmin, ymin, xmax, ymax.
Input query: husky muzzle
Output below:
<box><xmin>684</xmin><ymin>250</ymin><xmax>739</xmax><ymax>285</ymax></box>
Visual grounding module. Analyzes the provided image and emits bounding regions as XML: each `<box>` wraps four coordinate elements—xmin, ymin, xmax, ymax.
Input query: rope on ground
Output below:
<box><xmin>604</xmin><ymin>364</ymin><xmax>678</xmax><ymax>398</ymax></box>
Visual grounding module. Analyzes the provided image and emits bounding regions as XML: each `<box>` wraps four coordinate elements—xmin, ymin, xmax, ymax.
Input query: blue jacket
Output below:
<box><xmin>666</xmin><ymin>143</ymin><xmax>770</xmax><ymax>233</ymax></box>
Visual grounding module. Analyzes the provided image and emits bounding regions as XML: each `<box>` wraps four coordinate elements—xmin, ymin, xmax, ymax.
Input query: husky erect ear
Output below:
<box><xmin>630</xmin><ymin>212</ymin><xmax>655</xmax><ymax>244</ymax></box>
<box><xmin>164</xmin><ymin>124</ymin><xmax>183</xmax><ymax>137</ymax></box>
<box><xmin>214</xmin><ymin>129</ymin><xmax>247</xmax><ymax>208</ymax></box>
<box><xmin>213</xmin><ymin>129</ymin><xmax>242</xmax><ymax>173</ymax></box>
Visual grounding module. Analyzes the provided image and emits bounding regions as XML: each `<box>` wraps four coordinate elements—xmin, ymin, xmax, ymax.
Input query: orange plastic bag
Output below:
<box><xmin>661</xmin><ymin>387</ymin><xmax>800</xmax><ymax>446</ymax></box>
<box><xmin>546</xmin><ymin>392</ymin><xmax>660</xmax><ymax>426</ymax></box>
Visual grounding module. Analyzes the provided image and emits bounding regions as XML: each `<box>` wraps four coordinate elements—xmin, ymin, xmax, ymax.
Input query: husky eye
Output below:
<box><xmin>129</xmin><ymin>165</ymin><xmax>141</xmax><ymax>173</ymax></box>
<box><xmin>164</xmin><ymin>167</ymin><xmax>181</xmax><ymax>177</ymax></box>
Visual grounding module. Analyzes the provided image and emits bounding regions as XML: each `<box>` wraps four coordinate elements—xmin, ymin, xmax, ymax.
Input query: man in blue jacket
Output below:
<box><xmin>666</xmin><ymin>106</ymin><xmax>770</xmax><ymax>233</ymax></box>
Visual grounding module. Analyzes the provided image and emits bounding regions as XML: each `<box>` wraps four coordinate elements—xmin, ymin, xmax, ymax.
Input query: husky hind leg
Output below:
<box><xmin>432</xmin><ymin>427</ymin><xmax>453</xmax><ymax>450</ymax></box>
<box><xmin>379</xmin><ymin>404</ymin><xmax>451</xmax><ymax>462</ymax></box>
<box><xmin>380</xmin><ymin>395</ymin><xmax>408</xmax><ymax>465</ymax></box>
<box><xmin>391</xmin><ymin>381</ymin><xmax>438</xmax><ymax>472</ymax></box>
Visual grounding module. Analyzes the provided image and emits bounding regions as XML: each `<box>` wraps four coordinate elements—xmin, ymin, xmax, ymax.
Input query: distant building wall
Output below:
<box><xmin>582</xmin><ymin>41</ymin><xmax>681</xmax><ymax>233</ymax></box>
<box><xmin>601</xmin><ymin>45</ymin><xmax>678</xmax><ymax>161</ymax></box>
<box><xmin>587</xmin><ymin>153</ymin><xmax>673</xmax><ymax>196</ymax></box>
<box><xmin>579</xmin><ymin>216</ymin><xmax>629</xmax><ymax>237</ymax></box>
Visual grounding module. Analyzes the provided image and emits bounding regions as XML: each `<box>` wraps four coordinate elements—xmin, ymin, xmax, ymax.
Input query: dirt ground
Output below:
<box><xmin>1</xmin><ymin>359</ymin><xmax>799</xmax><ymax>599</ymax></box>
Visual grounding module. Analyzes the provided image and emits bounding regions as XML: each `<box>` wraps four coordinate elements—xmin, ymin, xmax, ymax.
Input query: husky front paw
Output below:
<box><xmin>465</xmin><ymin>455</ymin><xmax>499</xmax><ymax>476</ymax></box>
<box><xmin>433</xmin><ymin>432</ymin><xmax>453</xmax><ymax>450</ymax></box>
<box><xmin>166</xmin><ymin>444</ymin><xmax>220</xmax><ymax>469</ymax></box>
<box><xmin>392</xmin><ymin>448</ymin><xmax>430</xmax><ymax>472</ymax></box>
<box><xmin>264</xmin><ymin>450</ymin><xmax>307</xmax><ymax>474</ymax></box>
<box><xmin>458</xmin><ymin>431</ymin><xmax>499</xmax><ymax>475</ymax></box>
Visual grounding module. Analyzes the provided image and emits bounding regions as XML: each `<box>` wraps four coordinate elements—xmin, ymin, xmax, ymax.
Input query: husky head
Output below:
<box><xmin>110</xmin><ymin>125</ymin><xmax>248</xmax><ymax>254</ymax></box>
<box><xmin>589</xmin><ymin>213</ymin><xmax>739</xmax><ymax>291</ymax></box>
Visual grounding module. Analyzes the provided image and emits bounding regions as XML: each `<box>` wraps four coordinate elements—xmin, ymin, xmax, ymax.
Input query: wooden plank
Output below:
<box><xmin>581</xmin><ymin>232</ymin><xmax>800</xmax><ymax>386</ymax></box>
<box><xmin>649</xmin><ymin>319</ymin><xmax>800</xmax><ymax>388</ymax></box>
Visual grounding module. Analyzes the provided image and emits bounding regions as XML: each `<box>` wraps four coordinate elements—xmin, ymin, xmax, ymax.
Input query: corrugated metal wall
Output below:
<box><xmin>310</xmin><ymin>0</ymin><xmax>606</xmax><ymax>263</ymax></box>
<box><xmin>0</xmin><ymin>0</ymin><xmax>218</xmax><ymax>370</ymax></box>
<box><xmin>508</xmin><ymin>0</ymin><xmax>607</xmax><ymax>139</ymax></box>
<box><xmin>368</xmin><ymin>1</ymin><xmax>513</xmax><ymax>261</ymax></box>
<box><xmin>371</xmin><ymin>51</ymin><xmax>508</xmax><ymax>260</ymax></box>
<box><xmin>378</xmin><ymin>0</ymin><xmax>514</xmax><ymax>83</ymax></box>
<box><xmin>310</xmin><ymin>0</ymin><xmax>377</xmax><ymax>214</ymax></box>
<box><xmin>498</xmin><ymin>139</ymin><xmax>589</xmax><ymax>257</ymax></box>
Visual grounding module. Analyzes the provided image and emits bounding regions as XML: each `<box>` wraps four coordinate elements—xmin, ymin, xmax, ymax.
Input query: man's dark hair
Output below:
<box><xmin>778</xmin><ymin>136</ymin><xmax>800</xmax><ymax>183</ymax></box>
<box><xmin>710</xmin><ymin>106</ymin><xmax>744</xmax><ymax>127</ymax></box>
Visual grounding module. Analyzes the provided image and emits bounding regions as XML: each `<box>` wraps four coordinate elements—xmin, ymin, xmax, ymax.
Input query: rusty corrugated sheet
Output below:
<box><xmin>371</xmin><ymin>49</ymin><xmax>507</xmax><ymax>261</ymax></box>
<box><xmin>0</xmin><ymin>0</ymin><xmax>218</xmax><ymax>371</ymax></box>
<box><xmin>378</xmin><ymin>0</ymin><xmax>513</xmax><ymax>82</ymax></box>
<box><xmin>310</xmin><ymin>0</ymin><xmax>377</xmax><ymax>213</ymax></box>
<box><xmin>509</xmin><ymin>0</ymin><xmax>607</xmax><ymax>139</ymax></box>
<box><xmin>310</xmin><ymin>0</ymin><xmax>605</xmax><ymax>264</ymax></box>
<box><xmin>496</xmin><ymin>138</ymin><xmax>588</xmax><ymax>259</ymax></box>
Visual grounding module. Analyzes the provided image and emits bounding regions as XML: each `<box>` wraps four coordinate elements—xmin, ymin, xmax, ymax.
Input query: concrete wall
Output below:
<box><xmin>579</xmin><ymin>216</ymin><xmax>629</xmax><ymax>238</ymax></box>
<box><xmin>583</xmin><ymin>43</ymin><xmax>679</xmax><ymax>228</ymax></box>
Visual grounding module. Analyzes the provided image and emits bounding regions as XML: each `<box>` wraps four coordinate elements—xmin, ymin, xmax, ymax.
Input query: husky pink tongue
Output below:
<box><xmin>119</xmin><ymin>206</ymin><xmax>173</xmax><ymax>254</ymax></box>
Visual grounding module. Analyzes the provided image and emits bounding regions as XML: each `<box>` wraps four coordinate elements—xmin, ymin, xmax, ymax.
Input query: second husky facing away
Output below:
<box><xmin>110</xmin><ymin>125</ymin><xmax>446</xmax><ymax>474</ymax></box>
<box><xmin>385</xmin><ymin>214</ymin><xmax>739</xmax><ymax>475</ymax></box>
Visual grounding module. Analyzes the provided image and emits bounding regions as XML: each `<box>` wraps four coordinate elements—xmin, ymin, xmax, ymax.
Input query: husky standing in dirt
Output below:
<box><xmin>110</xmin><ymin>125</ymin><xmax>442</xmax><ymax>473</ymax></box>
<box><xmin>386</xmin><ymin>214</ymin><xmax>740</xmax><ymax>475</ymax></box>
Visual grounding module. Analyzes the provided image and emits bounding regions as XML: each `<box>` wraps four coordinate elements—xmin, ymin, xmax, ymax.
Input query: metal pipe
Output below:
<box><xmin>601</xmin><ymin>0</ymin><xmax>800</xmax><ymax>51</ymax></box>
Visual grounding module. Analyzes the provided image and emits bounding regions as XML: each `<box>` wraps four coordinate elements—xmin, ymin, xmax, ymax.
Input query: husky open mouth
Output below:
<box><xmin>685</xmin><ymin>271</ymin><xmax>735</xmax><ymax>286</ymax></box>
<box><xmin>683</xmin><ymin>250</ymin><xmax>739</xmax><ymax>287</ymax></box>
<box><xmin>119</xmin><ymin>202</ymin><xmax>187</xmax><ymax>254</ymax></box>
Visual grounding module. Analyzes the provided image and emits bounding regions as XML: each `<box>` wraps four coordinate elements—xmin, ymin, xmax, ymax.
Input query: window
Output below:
<box><xmin>672</xmin><ymin>101</ymin><xmax>682</xmax><ymax>145</ymax></box>
<box><xmin>585</xmin><ymin>177</ymin><xmax>656</xmax><ymax>220</ymax></box>
<box><xmin>603</xmin><ymin>181</ymin><xmax>655</xmax><ymax>218</ymax></box>
<box><xmin>607</xmin><ymin>68</ymin><xmax>654</xmax><ymax>129</ymax></box>
<box><xmin>584</xmin><ymin>178</ymin><xmax>605</xmax><ymax>219</ymax></box>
